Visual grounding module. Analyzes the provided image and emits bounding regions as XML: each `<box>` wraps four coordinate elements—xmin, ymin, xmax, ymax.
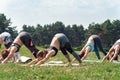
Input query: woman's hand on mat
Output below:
<box><xmin>1</xmin><ymin>61</ymin><xmax>7</xmax><ymax>64</ymax></box>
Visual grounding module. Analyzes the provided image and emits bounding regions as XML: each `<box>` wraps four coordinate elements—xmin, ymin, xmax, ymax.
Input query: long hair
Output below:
<box><xmin>0</xmin><ymin>49</ymin><xmax>10</xmax><ymax>59</ymax></box>
<box><xmin>36</xmin><ymin>50</ymin><xmax>48</xmax><ymax>58</ymax></box>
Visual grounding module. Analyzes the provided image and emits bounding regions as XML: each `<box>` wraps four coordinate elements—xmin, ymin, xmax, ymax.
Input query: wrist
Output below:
<box><xmin>2</xmin><ymin>60</ymin><xmax>7</xmax><ymax>64</ymax></box>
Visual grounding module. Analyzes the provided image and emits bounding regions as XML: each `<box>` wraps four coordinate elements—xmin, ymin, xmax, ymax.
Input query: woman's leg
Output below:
<box><xmin>64</xmin><ymin>42</ymin><xmax>82</xmax><ymax>63</ymax></box>
<box><xmin>94</xmin><ymin>43</ymin><xmax>101</xmax><ymax>60</ymax></box>
<box><xmin>94</xmin><ymin>38</ymin><xmax>107</xmax><ymax>55</ymax></box>
<box><xmin>20</xmin><ymin>34</ymin><xmax>39</xmax><ymax>58</ymax></box>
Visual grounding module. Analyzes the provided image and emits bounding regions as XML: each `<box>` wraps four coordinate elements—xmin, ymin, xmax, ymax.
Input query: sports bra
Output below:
<box><xmin>48</xmin><ymin>46</ymin><xmax>58</xmax><ymax>56</ymax></box>
<box><xmin>11</xmin><ymin>43</ymin><xmax>21</xmax><ymax>52</ymax></box>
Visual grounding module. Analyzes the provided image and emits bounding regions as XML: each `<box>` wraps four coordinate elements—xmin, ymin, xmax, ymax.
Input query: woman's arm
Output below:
<box><xmin>1</xmin><ymin>47</ymin><xmax>16</xmax><ymax>64</ymax></box>
<box><xmin>110</xmin><ymin>46</ymin><xmax>119</xmax><ymax>62</ymax></box>
<box><xmin>102</xmin><ymin>48</ymin><xmax>113</xmax><ymax>62</ymax></box>
<box><xmin>28</xmin><ymin>59</ymin><xmax>38</xmax><ymax>66</ymax></box>
<box><xmin>81</xmin><ymin>46</ymin><xmax>90</xmax><ymax>60</ymax></box>
<box><xmin>72</xmin><ymin>47</ymin><xmax>85</xmax><ymax>62</ymax></box>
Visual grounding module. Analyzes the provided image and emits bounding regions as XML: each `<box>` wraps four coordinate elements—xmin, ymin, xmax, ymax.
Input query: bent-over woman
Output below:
<box><xmin>1</xmin><ymin>32</ymin><xmax>39</xmax><ymax>64</ymax></box>
<box><xmin>28</xmin><ymin>33</ymin><xmax>82</xmax><ymax>66</ymax></box>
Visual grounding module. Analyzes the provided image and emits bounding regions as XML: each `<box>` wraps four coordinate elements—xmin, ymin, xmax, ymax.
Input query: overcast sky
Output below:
<box><xmin>0</xmin><ymin>0</ymin><xmax>120</xmax><ymax>31</ymax></box>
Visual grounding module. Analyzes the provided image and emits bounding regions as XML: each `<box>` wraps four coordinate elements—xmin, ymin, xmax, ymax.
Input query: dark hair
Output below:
<box><xmin>1</xmin><ymin>49</ymin><xmax>9</xmax><ymax>59</ymax></box>
<box><xmin>36</xmin><ymin>50</ymin><xmax>48</xmax><ymax>58</ymax></box>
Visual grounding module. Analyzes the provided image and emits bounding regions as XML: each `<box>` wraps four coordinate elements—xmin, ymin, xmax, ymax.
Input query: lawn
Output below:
<box><xmin>0</xmin><ymin>46</ymin><xmax>120</xmax><ymax>80</ymax></box>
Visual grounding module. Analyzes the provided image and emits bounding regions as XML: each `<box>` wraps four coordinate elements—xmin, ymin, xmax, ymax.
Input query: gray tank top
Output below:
<box><xmin>90</xmin><ymin>35</ymin><xmax>99</xmax><ymax>39</ymax></box>
<box><xmin>113</xmin><ymin>39</ymin><xmax>120</xmax><ymax>47</ymax></box>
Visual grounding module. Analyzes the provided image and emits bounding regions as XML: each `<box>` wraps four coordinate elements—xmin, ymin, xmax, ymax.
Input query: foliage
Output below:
<box><xmin>21</xmin><ymin>20</ymin><xmax>119</xmax><ymax>48</ymax></box>
<box><xmin>0</xmin><ymin>13</ymin><xmax>120</xmax><ymax>49</ymax></box>
<box><xmin>21</xmin><ymin>21</ymin><xmax>86</xmax><ymax>47</ymax></box>
<box><xmin>0</xmin><ymin>13</ymin><xmax>18</xmax><ymax>39</ymax></box>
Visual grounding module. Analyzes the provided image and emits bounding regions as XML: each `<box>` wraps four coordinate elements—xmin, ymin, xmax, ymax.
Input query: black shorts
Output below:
<box><xmin>19</xmin><ymin>32</ymin><xmax>39</xmax><ymax>58</ymax></box>
<box><xmin>60</xmin><ymin>42</ymin><xmax>74</xmax><ymax>55</ymax></box>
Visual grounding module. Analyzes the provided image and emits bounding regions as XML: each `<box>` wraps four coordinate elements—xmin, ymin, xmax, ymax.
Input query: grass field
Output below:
<box><xmin>0</xmin><ymin>46</ymin><xmax>120</xmax><ymax>80</ymax></box>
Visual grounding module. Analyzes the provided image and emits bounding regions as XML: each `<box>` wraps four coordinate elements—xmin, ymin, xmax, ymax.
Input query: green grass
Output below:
<box><xmin>0</xmin><ymin>46</ymin><xmax>120</xmax><ymax>80</ymax></box>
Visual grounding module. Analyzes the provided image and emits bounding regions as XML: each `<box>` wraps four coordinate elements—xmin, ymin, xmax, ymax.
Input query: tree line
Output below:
<box><xmin>0</xmin><ymin>13</ymin><xmax>120</xmax><ymax>49</ymax></box>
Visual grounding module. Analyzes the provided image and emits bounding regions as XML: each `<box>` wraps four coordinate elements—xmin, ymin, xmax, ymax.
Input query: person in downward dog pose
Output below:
<box><xmin>0</xmin><ymin>32</ymin><xmax>21</xmax><ymax>62</ymax></box>
<box><xmin>102</xmin><ymin>39</ymin><xmax>120</xmax><ymax>62</ymax></box>
<box><xmin>1</xmin><ymin>31</ymin><xmax>39</xmax><ymax>64</ymax></box>
<box><xmin>73</xmin><ymin>35</ymin><xmax>107</xmax><ymax>61</ymax></box>
<box><xmin>28</xmin><ymin>33</ymin><xmax>82</xmax><ymax>66</ymax></box>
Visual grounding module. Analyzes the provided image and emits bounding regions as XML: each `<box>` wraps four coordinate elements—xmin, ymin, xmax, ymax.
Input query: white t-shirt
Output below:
<box><xmin>0</xmin><ymin>32</ymin><xmax>12</xmax><ymax>44</ymax></box>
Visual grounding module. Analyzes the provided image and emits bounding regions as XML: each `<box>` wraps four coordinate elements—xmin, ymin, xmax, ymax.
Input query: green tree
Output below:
<box><xmin>0</xmin><ymin>13</ymin><xmax>18</xmax><ymax>39</ymax></box>
<box><xmin>101</xmin><ymin>19</ymin><xmax>113</xmax><ymax>47</ymax></box>
<box><xmin>71</xmin><ymin>24</ymin><xmax>85</xmax><ymax>46</ymax></box>
<box><xmin>0</xmin><ymin>13</ymin><xmax>11</xmax><ymax>33</ymax></box>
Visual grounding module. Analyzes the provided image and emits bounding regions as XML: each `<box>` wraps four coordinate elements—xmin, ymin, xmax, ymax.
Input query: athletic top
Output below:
<box><xmin>112</xmin><ymin>39</ymin><xmax>120</xmax><ymax>48</ymax></box>
<box><xmin>11</xmin><ymin>43</ymin><xmax>21</xmax><ymax>52</ymax></box>
<box><xmin>84</xmin><ymin>41</ymin><xmax>94</xmax><ymax>52</ymax></box>
<box><xmin>0</xmin><ymin>32</ymin><xmax>12</xmax><ymax>44</ymax></box>
<box><xmin>116</xmin><ymin>39</ymin><xmax>120</xmax><ymax>43</ymax></box>
<box><xmin>90</xmin><ymin>35</ymin><xmax>99</xmax><ymax>39</ymax></box>
<box><xmin>54</xmin><ymin>33</ymin><xmax>69</xmax><ymax>48</ymax></box>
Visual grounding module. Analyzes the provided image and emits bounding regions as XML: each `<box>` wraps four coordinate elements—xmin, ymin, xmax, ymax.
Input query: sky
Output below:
<box><xmin>0</xmin><ymin>0</ymin><xmax>120</xmax><ymax>31</ymax></box>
